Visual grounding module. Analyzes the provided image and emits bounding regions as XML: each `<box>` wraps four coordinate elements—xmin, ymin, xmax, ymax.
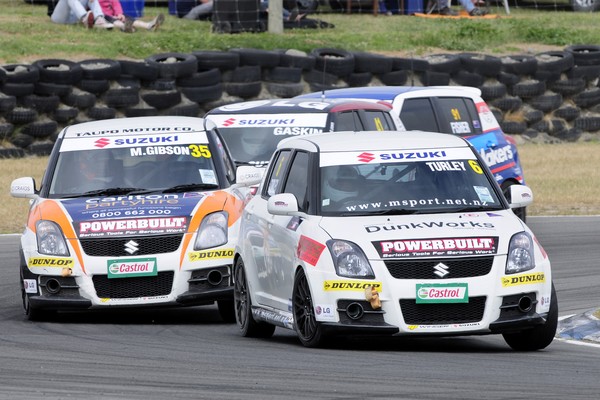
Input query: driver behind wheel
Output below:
<box><xmin>321</xmin><ymin>165</ymin><xmax>361</xmax><ymax>207</ymax></box>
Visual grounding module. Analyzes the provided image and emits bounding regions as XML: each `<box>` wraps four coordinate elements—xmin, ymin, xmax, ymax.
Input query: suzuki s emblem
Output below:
<box><xmin>433</xmin><ymin>263</ymin><xmax>449</xmax><ymax>278</ymax></box>
<box><xmin>124</xmin><ymin>240</ymin><xmax>139</xmax><ymax>255</ymax></box>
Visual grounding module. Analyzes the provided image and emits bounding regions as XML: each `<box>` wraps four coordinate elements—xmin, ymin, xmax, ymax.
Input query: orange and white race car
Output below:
<box><xmin>11</xmin><ymin>116</ymin><xmax>258</xmax><ymax>321</ymax></box>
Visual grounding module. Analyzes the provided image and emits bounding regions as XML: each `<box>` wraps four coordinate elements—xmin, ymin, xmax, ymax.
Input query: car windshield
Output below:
<box><xmin>320</xmin><ymin>152</ymin><xmax>503</xmax><ymax>216</ymax></box>
<box><xmin>219</xmin><ymin>126</ymin><xmax>325</xmax><ymax>166</ymax></box>
<box><xmin>49</xmin><ymin>144</ymin><xmax>219</xmax><ymax>198</ymax></box>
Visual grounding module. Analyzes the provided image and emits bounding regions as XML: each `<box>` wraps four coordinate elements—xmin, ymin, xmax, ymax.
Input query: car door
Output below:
<box><xmin>262</xmin><ymin>150</ymin><xmax>311</xmax><ymax>311</ymax></box>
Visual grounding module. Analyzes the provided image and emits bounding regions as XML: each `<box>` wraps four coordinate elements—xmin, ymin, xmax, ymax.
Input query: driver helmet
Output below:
<box><xmin>76</xmin><ymin>150</ymin><xmax>112</xmax><ymax>181</ymax></box>
<box><xmin>322</xmin><ymin>165</ymin><xmax>360</xmax><ymax>203</ymax></box>
<box><xmin>241</xmin><ymin>135</ymin><xmax>267</xmax><ymax>159</ymax></box>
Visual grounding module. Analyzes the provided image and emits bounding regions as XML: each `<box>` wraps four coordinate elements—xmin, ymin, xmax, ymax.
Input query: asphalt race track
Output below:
<box><xmin>1</xmin><ymin>216</ymin><xmax>599</xmax><ymax>400</ymax></box>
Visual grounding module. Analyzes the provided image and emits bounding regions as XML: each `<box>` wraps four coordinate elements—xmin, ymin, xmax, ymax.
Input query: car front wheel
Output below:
<box><xmin>233</xmin><ymin>257</ymin><xmax>275</xmax><ymax>338</ymax></box>
<box><xmin>502</xmin><ymin>283</ymin><xmax>558</xmax><ymax>351</ymax></box>
<box><xmin>292</xmin><ymin>268</ymin><xmax>326</xmax><ymax>348</ymax></box>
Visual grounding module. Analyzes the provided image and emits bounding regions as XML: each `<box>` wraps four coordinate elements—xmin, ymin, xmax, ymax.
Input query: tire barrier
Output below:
<box><xmin>3</xmin><ymin>45</ymin><xmax>600</xmax><ymax>158</ymax></box>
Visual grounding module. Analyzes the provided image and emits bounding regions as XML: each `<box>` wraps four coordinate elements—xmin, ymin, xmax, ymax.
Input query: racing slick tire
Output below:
<box><xmin>292</xmin><ymin>268</ymin><xmax>327</xmax><ymax>348</ymax></box>
<box><xmin>502</xmin><ymin>283</ymin><xmax>558</xmax><ymax>351</ymax></box>
<box><xmin>502</xmin><ymin>180</ymin><xmax>527</xmax><ymax>222</ymax></box>
<box><xmin>233</xmin><ymin>258</ymin><xmax>276</xmax><ymax>338</ymax></box>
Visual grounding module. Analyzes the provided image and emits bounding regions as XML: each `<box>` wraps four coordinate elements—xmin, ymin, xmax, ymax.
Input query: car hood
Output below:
<box><xmin>38</xmin><ymin>192</ymin><xmax>224</xmax><ymax>240</ymax></box>
<box><xmin>318</xmin><ymin>210</ymin><xmax>525</xmax><ymax>259</ymax></box>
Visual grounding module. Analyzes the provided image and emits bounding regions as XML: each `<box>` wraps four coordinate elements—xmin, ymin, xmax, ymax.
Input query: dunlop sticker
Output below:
<box><xmin>323</xmin><ymin>280</ymin><xmax>382</xmax><ymax>292</ymax></box>
<box><xmin>188</xmin><ymin>248</ymin><xmax>234</xmax><ymax>262</ymax></box>
<box><xmin>28</xmin><ymin>257</ymin><xmax>74</xmax><ymax>268</ymax></box>
<box><xmin>501</xmin><ymin>272</ymin><xmax>545</xmax><ymax>287</ymax></box>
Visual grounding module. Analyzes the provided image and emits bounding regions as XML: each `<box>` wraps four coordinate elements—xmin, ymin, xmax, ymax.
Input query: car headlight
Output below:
<box><xmin>506</xmin><ymin>231</ymin><xmax>535</xmax><ymax>274</ymax></box>
<box><xmin>194</xmin><ymin>211</ymin><xmax>228</xmax><ymax>250</ymax></box>
<box><xmin>327</xmin><ymin>240</ymin><xmax>374</xmax><ymax>278</ymax></box>
<box><xmin>36</xmin><ymin>220</ymin><xmax>69</xmax><ymax>256</ymax></box>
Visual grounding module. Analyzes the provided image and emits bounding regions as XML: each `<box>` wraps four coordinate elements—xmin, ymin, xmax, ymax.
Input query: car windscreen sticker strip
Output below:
<box><xmin>59</xmin><ymin>131</ymin><xmax>209</xmax><ymax>152</ymax></box>
<box><xmin>319</xmin><ymin>147</ymin><xmax>475</xmax><ymax>167</ymax></box>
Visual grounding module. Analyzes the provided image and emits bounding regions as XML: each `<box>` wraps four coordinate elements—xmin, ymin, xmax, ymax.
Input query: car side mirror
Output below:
<box><xmin>10</xmin><ymin>177</ymin><xmax>38</xmax><ymax>199</ymax></box>
<box><xmin>267</xmin><ymin>193</ymin><xmax>299</xmax><ymax>215</ymax></box>
<box><xmin>235</xmin><ymin>165</ymin><xmax>264</xmax><ymax>186</ymax></box>
<box><xmin>508</xmin><ymin>184</ymin><xmax>533</xmax><ymax>208</ymax></box>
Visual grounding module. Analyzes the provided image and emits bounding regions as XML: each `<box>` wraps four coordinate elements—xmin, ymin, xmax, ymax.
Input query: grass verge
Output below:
<box><xmin>2</xmin><ymin>1</ymin><xmax>599</xmax><ymax>63</ymax></box>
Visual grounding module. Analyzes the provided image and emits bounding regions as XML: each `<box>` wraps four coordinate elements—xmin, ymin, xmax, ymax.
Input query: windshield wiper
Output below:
<box><xmin>162</xmin><ymin>183</ymin><xmax>219</xmax><ymax>193</ymax></box>
<box><xmin>61</xmin><ymin>187</ymin><xmax>149</xmax><ymax>198</ymax></box>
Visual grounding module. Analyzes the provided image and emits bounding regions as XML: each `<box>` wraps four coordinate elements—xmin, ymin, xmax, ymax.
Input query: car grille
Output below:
<box><xmin>92</xmin><ymin>271</ymin><xmax>174</xmax><ymax>299</ymax></box>
<box><xmin>384</xmin><ymin>257</ymin><xmax>494</xmax><ymax>280</ymax></box>
<box><xmin>80</xmin><ymin>234</ymin><xmax>183</xmax><ymax>257</ymax></box>
<box><xmin>400</xmin><ymin>296</ymin><xmax>486</xmax><ymax>325</ymax></box>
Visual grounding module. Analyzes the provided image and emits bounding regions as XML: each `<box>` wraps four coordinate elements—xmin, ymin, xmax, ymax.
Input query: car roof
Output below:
<box><xmin>58</xmin><ymin>116</ymin><xmax>209</xmax><ymax>139</ymax></box>
<box><xmin>277</xmin><ymin>130</ymin><xmax>469</xmax><ymax>153</ymax></box>
<box><xmin>296</xmin><ymin>86</ymin><xmax>482</xmax><ymax>101</ymax></box>
<box><xmin>205</xmin><ymin>98</ymin><xmax>393</xmax><ymax>115</ymax></box>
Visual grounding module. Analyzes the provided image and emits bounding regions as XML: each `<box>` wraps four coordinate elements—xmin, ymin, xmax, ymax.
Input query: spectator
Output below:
<box><xmin>436</xmin><ymin>0</ymin><xmax>488</xmax><ymax>16</ymax></box>
<box><xmin>51</xmin><ymin>0</ymin><xmax>114</xmax><ymax>29</ymax></box>
<box><xmin>182</xmin><ymin>0</ymin><xmax>302</xmax><ymax>21</ymax></box>
<box><xmin>182</xmin><ymin>0</ymin><xmax>213</xmax><ymax>20</ymax></box>
<box><xmin>99</xmin><ymin>0</ymin><xmax>165</xmax><ymax>32</ymax></box>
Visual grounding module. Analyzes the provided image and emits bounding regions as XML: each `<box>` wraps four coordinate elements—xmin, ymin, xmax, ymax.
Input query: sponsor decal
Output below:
<box><xmin>501</xmin><ymin>272</ymin><xmax>545</xmax><ymax>287</ymax></box>
<box><xmin>297</xmin><ymin>235</ymin><xmax>325</xmax><ymax>266</ymax></box>
<box><xmin>188</xmin><ymin>249</ymin><xmax>234</xmax><ymax>262</ymax></box>
<box><xmin>416</xmin><ymin>283</ymin><xmax>468</xmax><ymax>304</ymax></box>
<box><xmin>365</xmin><ymin>221</ymin><xmax>496</xmax><ymax>233</ymax></box>
<box><xmin>60</xmin><ymin>194</ymin><xmax>204</xmax><ymax>226</ymax></box>
<box><xmin>60</xmin><ymin>131</ymin><xmax>208</xmax><ymax>152</ymax></box>
<box><xmin>323</xmin><ymin>281</ymin><xmax>382</xmax><ymax>291</ymax></box>
<box><xmin>95</xmin><ymin>138</ymin><xmax>110</xmax><ymax>148</ymax></box>
<box><xmin>286</xmin><ymin>216</ymin><xmax>302</xmax><ymax>231</ymax></box>
<box><xmin>315</xmin><ymin>304</ymin><xmax>336</xmax><ymax>321</ymax></box>
<box><xmin>252</xmin><ymin>308</ymin><xmax>294</xmax><ymax>329</ymax></box>
<box><xmin>407</xmin><ymin>322</ymin><xmax>482</xmax><ymax>330</ymax></box>
<box><xmin>357</xmin><ymin>152</ymin><xmax>375</xmax><ymax>163</ymax></box>
<box><xmin>79</xmin><ymin>217</ymin><xmax>187</xmax><ymax>238</ymax></box>
<box><xmin>320</xmin><ymin>148</ymin><xmax>476</xmax><ymax>167</ymax></box>
<box><xmin>23</xmin><ymin>279</ymin><xmax>38</xmax><ymax>294</ymax></box>
<box><xmin>479</xmin><ymin>145</ymin><xmax>514</xmax><ymax>167</ymax></box>
<box><xmin>28</xmin><ymin>257</ymin><xmax>74</xmax><ymax>268</ymax></box>
<box><xmin>100</xmin><ymin>295</ymin><xmax>170</xmax><ymax>303</ymax></box>
<box><xmin>107</xmin><ymin>257</ymin><xmax>157</xmax><ymax>278</ymax></box>
<box><xmin>374</xmin><ymin>237</ymin><xmax>498</xmax><ymax>258</ymax></box>
<box><xmin>71</xmin><ymin>126</ymin><xmax>194</xmax><ymax>137</ymax></box>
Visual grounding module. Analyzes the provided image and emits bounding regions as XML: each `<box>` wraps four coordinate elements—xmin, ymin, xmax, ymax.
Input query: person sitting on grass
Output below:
<box><xmin>99</xmin><ymin>0</ymin><xmax>165</xmax><ymax>32</ymax></box>
<box><xmin>435</xmin><ymin>0</ymin><xmax>488</xmax><ymax>16</ymax></box>
<box><xmin>51</xmin><ymin>0</ymin><xmax>114</xmax><ymax>29</ymax></box>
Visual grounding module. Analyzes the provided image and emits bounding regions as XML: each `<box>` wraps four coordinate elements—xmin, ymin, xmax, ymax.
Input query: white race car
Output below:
<box><xmin>233</xmin><ymin>130</ymin><xmax>557</xmax><ymax>350</ymax></box>
<box><xmin>11</xmin><ymin>116</ymin><xmax>258</xmax><ymax>321</ymax></box>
